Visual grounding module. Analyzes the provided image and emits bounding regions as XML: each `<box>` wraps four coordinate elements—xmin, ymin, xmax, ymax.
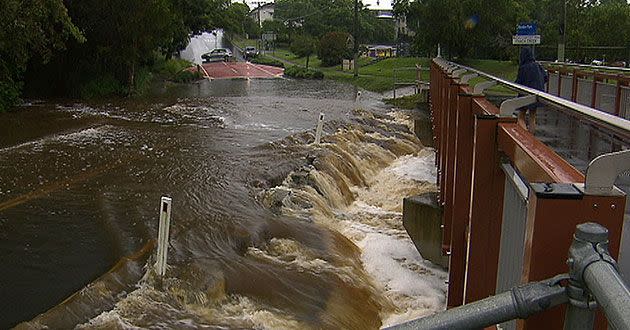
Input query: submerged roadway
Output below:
<box><xmin>199</xmin><ymin>60</ymin><xmax>284</xmax><ymax>80</ymax></box>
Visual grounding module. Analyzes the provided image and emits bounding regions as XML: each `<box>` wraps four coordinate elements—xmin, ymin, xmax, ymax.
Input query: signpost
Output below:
<box><xmin>513</xmin><ymin>23</ymin><xmax>541</xmax><ymax>45</ymax></box>
<box><xmin>261</xmin><ymin>32</ymin><xmax>276</xmax><ymax>53</ymax></box>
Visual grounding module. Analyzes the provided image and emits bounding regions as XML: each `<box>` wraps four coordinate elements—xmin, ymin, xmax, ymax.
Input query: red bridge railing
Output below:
<box><xmin>430</xmin><ymin>58</ymin><xmax>628</xmax><ymax>329</ymax></box>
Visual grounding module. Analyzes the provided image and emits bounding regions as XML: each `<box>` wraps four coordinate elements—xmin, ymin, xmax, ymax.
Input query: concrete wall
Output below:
<box><xmin>412</xmin><ymin>93</ymin><xmax>433</xmax><ymax>147</ymax></box>
<box><xmin>403</xmin><ymin>192</ymin><xmax>448</xmax><ymax>268</ymax></box>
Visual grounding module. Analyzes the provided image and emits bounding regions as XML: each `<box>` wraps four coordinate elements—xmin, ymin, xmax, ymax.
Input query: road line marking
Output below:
<box><xmin>0</xmin><ymin>162</ymin><xmax>122</xmax><ymax>212</ymax></box>
<box><xmin>199</xmin><ymin>64</ymin><xmax>212</xmax><ymax>80</ymax></box>
<box><xmin>252</xmin><ymin>63</ymin><xmax>283</xmax><ymax>77</ymax></box>
<box><xmin>222</xmin><ymin>61</ymin><xmax>239</xmax><ymax>74</ymax></box>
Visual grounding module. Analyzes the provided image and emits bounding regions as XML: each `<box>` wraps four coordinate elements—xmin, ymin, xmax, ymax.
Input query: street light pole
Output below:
<box><xmin>558</xmin><ymin>0</ymin><xmax>567</xmax><ymax>62</ymax></box>
<box><xmin>353</xmin><ymin>0</ymin><xmax>359</xmax><ymax>77</ymax></box>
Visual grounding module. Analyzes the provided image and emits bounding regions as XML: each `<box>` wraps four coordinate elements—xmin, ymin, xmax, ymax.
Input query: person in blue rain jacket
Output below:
<box><xmin>515</xmin><ymin>47</ymin><xmax>548</xmax><ymax>132</ymax></box>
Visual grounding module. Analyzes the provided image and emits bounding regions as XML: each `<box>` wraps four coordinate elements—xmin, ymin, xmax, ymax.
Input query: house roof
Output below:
<box><xmin>245</xmin><ymin>1</ymin><xmax>274</xmax><ymax>11</ymax></box>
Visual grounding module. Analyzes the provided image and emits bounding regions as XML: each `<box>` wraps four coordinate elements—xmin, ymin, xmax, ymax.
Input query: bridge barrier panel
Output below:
<box><xmin>495</xmin><ymin>163</ymin><xmax>529</xmax><ymax>330</ymax></box>
<box><xmin>545</xmin><ymin>65</ymin><xmax>630</xmax><ymax>118</ymax></box>
<box><xmin>595</xmin><ymin>81</ymin><xmax>617</xmax><ymax>114</ymax></box>
<box><xmin>560</xmin><ymin>75</ymin><xmax>573</xmax><ymax>99</ymax></box>
<box><xmin>620</xmin><ymin>86</ymin><xmax>630</xmax><ymax>119</ymax></box>
<box><xmin>425</xmin><ymin>58</ymin><xmax>627</xmax><ymax>329</ymax></box>
<box><xmin>576</xmin><ymin>78</ymin><xmax>593</xmax><ymax>106</ymax></box>
<box><xmin>548</xmin><ymin>72</ymin><xmax>559</xmax><ymax>95</ymax></box>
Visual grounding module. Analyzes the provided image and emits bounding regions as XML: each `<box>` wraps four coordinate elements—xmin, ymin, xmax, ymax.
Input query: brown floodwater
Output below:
<box><xmin>1</xmin><ymin>77</ymin><xmax>447</xmax><ymax>329</ymax></box>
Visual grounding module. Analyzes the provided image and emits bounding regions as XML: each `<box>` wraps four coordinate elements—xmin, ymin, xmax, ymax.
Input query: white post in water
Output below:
<box><xmin>437</xmin><ymin>44</ymin><xmax>441</xmax><ymax>58</ymax></box>
<box><xmin>314</xmin><ymin>113</ymin><xmax>325</xmax><ymax>145</ymax></box>
<box><xmin>155</xmin><ymin>196</ymin><xmax>172</xmax><ymax>277</ymax></box>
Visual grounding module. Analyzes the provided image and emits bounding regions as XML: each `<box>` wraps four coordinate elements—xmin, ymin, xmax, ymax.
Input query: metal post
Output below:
<box><xmin>394</xmin><ymin>68</ymin><xmax>398</xmax><ymax>98</ymax></box>
<box><xmin>155</xmin><ymin>196</ymin><xmax>172</xmax><ymax>277</ymax></box>
<box><xmin>353</xmin><ymin>0</ymin><xmax>359</xmax><ymax>78</ymax></box>
<box><xmin>558</xmin><ymin>0</ymin><xmax>567</xmax><ymax>62</ymax></box>
<box><xmin>584</xmin><ymin>262</ymin><xmax>630</xmax><ymax>329</ymax></box>
<box><xmin>566</xmin><ymin>222</ymin><xmax>630</xmax><ymax>330</ymax></box>
<box><xmin>314</xmin><ymin>113</ymin><xmax>324</xmax><ymax>145</ymax></box>
<box><xmin>386</xmin><ymin>276</ymin><xmax>568</xmax><ymax>330</ymax></box>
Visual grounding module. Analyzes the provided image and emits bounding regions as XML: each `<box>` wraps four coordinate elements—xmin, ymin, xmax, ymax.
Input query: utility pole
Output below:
<box><xmin>558</xmin><ymin>0</ymin><xmax>567</xmax><ymax>62</ymax></box>
<box><xmin>258</xmin><ymin>1</ymin><xmax>262</xmax><ymax>54</ymax></box>
<box><xmin>353</xmin><ymin>0</ymin><xmax>359</xmax><ymax>77</ymax></box>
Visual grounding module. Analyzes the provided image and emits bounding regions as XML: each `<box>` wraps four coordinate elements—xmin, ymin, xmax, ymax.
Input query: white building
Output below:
<box><xmin>246</xmin><ymin>2</ymin><xmax>274</xmax><ymax>27</ymax></box>
<box><xmin>241</xmin><ymin>0</ymin><xmax>273</xmax><ymax>10</ymax></box>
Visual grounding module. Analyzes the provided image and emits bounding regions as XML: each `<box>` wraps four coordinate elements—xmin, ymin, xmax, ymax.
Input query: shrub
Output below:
<box><xmin>152</xmin><ymin>58</ymin><xmax>194</xmax><ymax>76</ymax></box>
<box><xmin>0</xmin><ymin>79</ymin><xmax>22</xmax><ymax>112</ymax></box>
<box><xmin>284</xmin><ymin>65</ymin><xmax>324</xmax><ymax>79</ymax></box>
<box><xmin>250</xmin><ymin>55</ymin><xmax>285</xmax><ymax>68</ymax></box>
<box><xmin>79</xmin><ymin>74</ymin><xmax>125</xmax><ymax>99</ymax></box>
<box><xmin>318</xmin><ymin>31</ymin><xmax>352</xmax><ymax>67</ymax></box>
<box><xmin>173</xmin><ymin>69</ymin><xmax>203</xmax><ymax>83</ymax></box>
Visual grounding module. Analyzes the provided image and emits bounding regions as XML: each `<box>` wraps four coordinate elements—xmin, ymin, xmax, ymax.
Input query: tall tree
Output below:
<box><xmin>275</xmin><ymin>0</ymin><xmax>395</xmax><ymax>44</ymax></box>
<box><xmin>290</xmin><ymin>35</ymin><xmax>318</xmax><ymax>68</ymax></box>
<box><xmin>0</xmin><ymin>0</ymin><xmax>83</xmax><ymax>111</ymax></box>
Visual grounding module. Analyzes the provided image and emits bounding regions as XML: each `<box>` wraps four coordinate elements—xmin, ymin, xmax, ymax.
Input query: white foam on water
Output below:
<box><xmin>199</xmin><ymin>295</ymin><xmax>304</xmax><ymax>330</ymax></box>
<box><xmin>354</xmin><ymin>228</ymin><xmax>447</xmax><ymax>327</ymax></box>
<box><xmin>386</xmin><ymin>149</ymin><xmax>437</xmax><ymax>184</ymax></box>
<box><xmin>0</xmin><ymin>125</ymin><xmax>118</xmax><ymax>154</ymax></box>
<box><xmin>336</xmin><ymin>148</ymin><xmax>447</xmax><ymax>327</ymax></box>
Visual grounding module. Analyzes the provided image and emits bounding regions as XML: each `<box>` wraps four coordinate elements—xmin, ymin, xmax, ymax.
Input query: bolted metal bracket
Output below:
<box><xmin>567</xmin><ymin>223</ymin><xmax>617</xmax><ymax>285</ymax></box>
<box><xmin>564</xmin><ymin>222</ymin><xmax>618</xmax><ymax>320</ymax></box>
<box><xmin>499</xmin><ymin>94</ymin><xmax>537</xmax><ymax>117</ymax></box>
<box><xmin>451</xmin><ymin>69</ymin><xmax>467</xmax><ymax>78</ymax></box>
<box><xmin>459</xmin><ymin>73</ymin><xmax>478</xmax><ymax>84</ymax></box>
<box><xmin>584</xmin><ymin>150</ymin><xmax>630</xmax><ymax>196</ymax></box>
<box><xmin>473</xmin><ymin>80</ymin><xmax>497</xmax><ymax>95</ymax></box>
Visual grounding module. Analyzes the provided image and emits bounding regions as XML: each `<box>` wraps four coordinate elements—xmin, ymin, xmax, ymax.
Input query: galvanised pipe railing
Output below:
<box><xmin>387</xmin><ymin>223</ymin><xmax>630</xmax><ymax>330</ymax></box>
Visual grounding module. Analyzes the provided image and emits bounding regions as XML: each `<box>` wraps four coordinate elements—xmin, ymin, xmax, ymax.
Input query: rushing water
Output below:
<box><xmin>1</xmin><ymin>77</ymin><xmax>446</xmax><ymax>329</ymax></box>
<box><xmin>2</xmin><ymin>33</ymin><xmax>446</xmax><ymax>329</ymax></box>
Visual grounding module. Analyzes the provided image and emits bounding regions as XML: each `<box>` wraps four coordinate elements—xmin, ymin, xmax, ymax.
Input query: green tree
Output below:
<box><xmin>275</xmin><ymin>0</ymin><xmax>394</xmax><ymax>44</ymax></box>
<box><xmin>318</xmin><ymin>31</ymin><xmax>352</xmax><ymax>66</ymax></box>
<box><xmin>290</xmin><ymin>35</ymin><xmax>318</xmax><ymax>68</ymax></box>
<box><xmin>219</xmin><ymin>2</ymin><xmax>251</xmax><ymax>35</ymax></box>
<box><xmin>0</xmin><ymin>0</ymin><xmax>83</xmax><ymax>111</ymax></box>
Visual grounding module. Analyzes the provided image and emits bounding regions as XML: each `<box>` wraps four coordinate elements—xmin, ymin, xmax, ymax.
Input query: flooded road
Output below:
<box><xmin>1</xmin><ymin>69</ymin><xmax>445</xmax><ymax>328</ymax></box>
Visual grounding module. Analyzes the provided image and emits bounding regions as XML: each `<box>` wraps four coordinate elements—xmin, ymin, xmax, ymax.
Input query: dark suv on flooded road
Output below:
<box><xmin>244</xmin><ymin>46</ymin><xmax>259</xmax><ymax>60</ymax></box>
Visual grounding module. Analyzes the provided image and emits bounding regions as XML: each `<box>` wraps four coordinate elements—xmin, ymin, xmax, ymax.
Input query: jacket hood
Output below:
<box><xmin>520</xmin><ymin>47</ymin><xmax>535</xmax><ymax>65</ymax></box>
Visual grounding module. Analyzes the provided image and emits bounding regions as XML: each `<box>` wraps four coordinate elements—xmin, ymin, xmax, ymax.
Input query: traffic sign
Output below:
<box><xmin>512</xmin><ymin>35</ymin><xmax>541</xmax><ymax>45</ymax></box>
<box><xmin>516</xmin><ymin>23</ymin><xmax>537</xmax><ymax>36</ymax></box>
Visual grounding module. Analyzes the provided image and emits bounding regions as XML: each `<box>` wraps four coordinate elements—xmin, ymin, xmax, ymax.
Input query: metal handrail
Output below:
<box><xmin>540</xmin><ymin>61</ymin><xmax>630</xmax><ymax>73</ymax></box>
<box><xmin>433</xmin><ymin>58</ymin><xmax>630</xmax><ymax>135</ymax></box>
<box><xmin>386</xmin><ymin>223</ymin><xmax>630</xmax><ymax>330</ymax></box>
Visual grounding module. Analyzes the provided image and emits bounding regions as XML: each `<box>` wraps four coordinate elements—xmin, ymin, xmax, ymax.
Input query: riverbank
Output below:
<box><xmin>230</xmin><ymin>37</ymin><xmax>430</xmax><ymax>93</ymax></box>
<box><xmin>230</xmin><ymin>37</ymin><xmax>520</xmax><ymax>95</ymax></box>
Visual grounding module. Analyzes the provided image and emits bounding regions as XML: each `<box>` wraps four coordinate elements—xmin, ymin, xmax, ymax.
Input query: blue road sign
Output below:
<box><xmin>516</xmin><ymin>23</ymin><xmax>538</xmax><ymax>36</ymax></box>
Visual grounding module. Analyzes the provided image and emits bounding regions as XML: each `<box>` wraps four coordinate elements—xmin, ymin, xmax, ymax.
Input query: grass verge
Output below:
<box><xmin>383</xmin><ymin>93</ymin><xmax>427</xmax><ymax>110</ymax></box>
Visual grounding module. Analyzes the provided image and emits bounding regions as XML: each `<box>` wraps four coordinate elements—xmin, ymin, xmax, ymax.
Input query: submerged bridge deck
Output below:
<box><xmin>199</xmin><ymin>61</ymin><xmax>284</xmax><ymax>80</ymax></box>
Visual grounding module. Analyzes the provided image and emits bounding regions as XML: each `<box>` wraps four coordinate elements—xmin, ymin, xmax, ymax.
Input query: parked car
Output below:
<box><xmin>244</xmin><ymin>46</ymin><xmax>259</xmax><ymax>60</ymax></box>
<box><xmin>610</xmin><ymin>61</ymin><xmax>627</xmax><ymax>68</ymax></box>
<box><xmin>202</xmin><ymin>48</ymin><xmax>233</xmax><ymax>62</ymax></box>
<box><xmin>590</xmin><ymin>59</ymin><xmax>605</xmax><ymax>66</ymax></box>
